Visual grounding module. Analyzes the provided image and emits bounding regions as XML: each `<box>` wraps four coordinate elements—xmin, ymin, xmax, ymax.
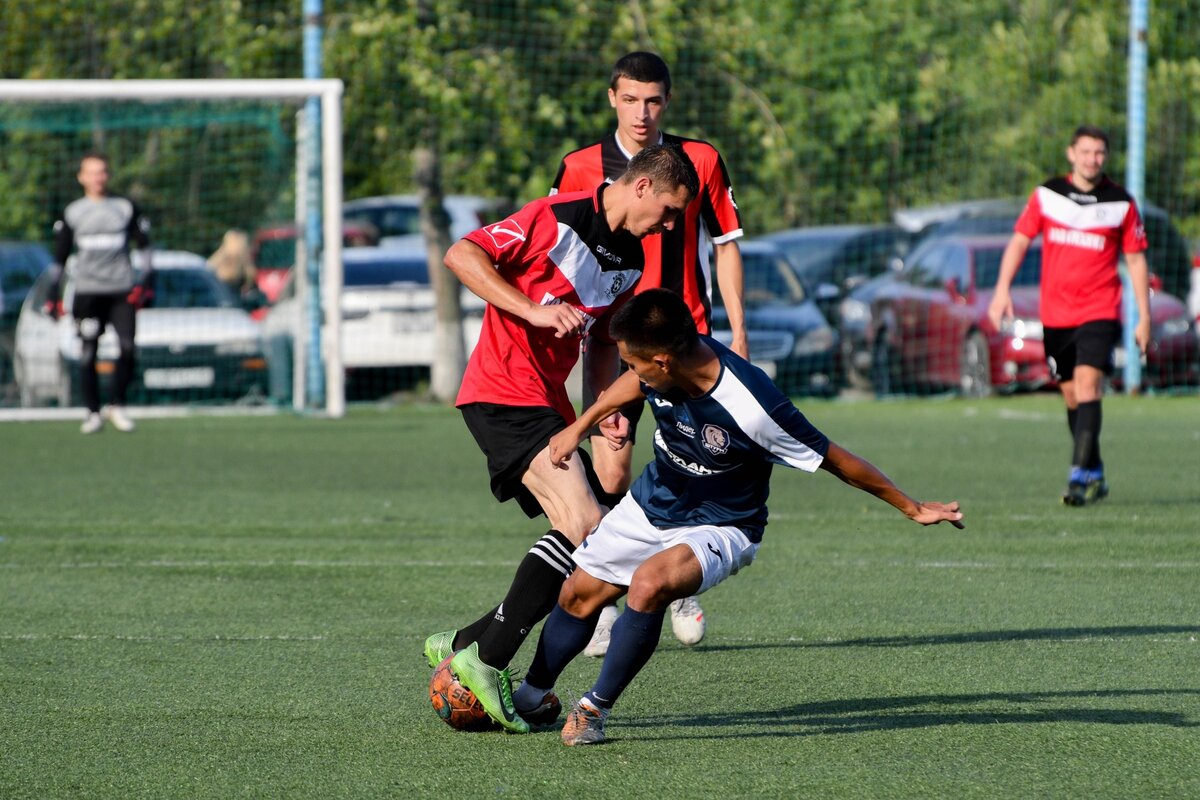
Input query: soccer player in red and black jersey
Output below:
<box><xmin>988</xmin><ymin>125</ymin><xmax>1151</xmax><ymax>506</ymax></box>
<box><xmin>423</xmin><ymin>144</ymin><xmax>699</xmax><ymax>733</ymax></box>
<box><xmin>551</xmin><ymin>52</ymin><xmax>747</xmax><ymax>650</ymax></box>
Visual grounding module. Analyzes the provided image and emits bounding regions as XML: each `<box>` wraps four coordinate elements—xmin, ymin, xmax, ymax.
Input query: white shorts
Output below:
<box><xmin>573</xmin><ymin>494</ymin><xmax>759</xmax><ymax>595</ymax></box>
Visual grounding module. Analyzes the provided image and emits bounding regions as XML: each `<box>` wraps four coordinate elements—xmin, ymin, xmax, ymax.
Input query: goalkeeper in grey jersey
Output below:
<box><xmin>49</xmin><ymin>153</ymin><xmax>153</xmax><ymax>433</ymax></box>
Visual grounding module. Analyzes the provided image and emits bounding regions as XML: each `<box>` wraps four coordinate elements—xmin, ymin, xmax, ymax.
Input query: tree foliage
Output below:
<box><xmin>1</xmin><ymin>0</ymin><xmax>1199</xmax><ymax>249</ymax></box>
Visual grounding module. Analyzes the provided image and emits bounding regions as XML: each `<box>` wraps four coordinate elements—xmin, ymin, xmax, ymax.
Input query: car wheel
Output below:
<box><xmin>959</xmin><ymin>332</ymin><xmax>992</xmax><ymax>398</ymax></box>
<box><xmin>871</xmin><ymin>335</ymin><xmax>901</xmax><ymax>397</ymax></box>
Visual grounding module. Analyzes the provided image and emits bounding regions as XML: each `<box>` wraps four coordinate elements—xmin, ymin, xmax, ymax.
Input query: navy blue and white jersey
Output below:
<box><xmin>629</xmin><ymin>336</ymin><xmax>830</xmax><ymax>542</ymax></box>
<box><xmin>54</xmin><ymin>195</ymin><xmax>151</xmax><ymax>294</ymax></box>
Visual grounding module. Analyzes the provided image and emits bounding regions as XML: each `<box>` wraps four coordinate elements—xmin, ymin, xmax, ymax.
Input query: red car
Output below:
<box><xmin>868</xmin><ymin>234</ymin><xmax>1199</xmax><ymax>396</ymax></box>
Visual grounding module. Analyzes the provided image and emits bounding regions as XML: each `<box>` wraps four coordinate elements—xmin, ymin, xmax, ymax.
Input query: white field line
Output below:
<box><xmin>0</xmin><ymin>633</ymin><xmax>325</xmax><ymax>642</ymax></box>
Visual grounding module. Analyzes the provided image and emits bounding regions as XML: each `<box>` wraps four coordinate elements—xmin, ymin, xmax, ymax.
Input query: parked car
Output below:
<box><xmin>250</xmin><ymin>221</ymin><xmax>379</xmax><ymax>305</ymax></box>
<box><xmin>864</xmin><ymin>234</ymin><xmax>1199</xmax><ymax>397</ymax></box>
<box><xmin>896</xmin><ymin>197</ymin><xmax>1193</xmax><ymax>302</ymax></box>
<box><xmin>0</xmin><ymin>241</ymin><xmax>53</xmax><ymax>387</ymax></box>
<box><xmin>759</xmin><ymin>223</ymin><xmax>909</xmax><ymax>323</ymax></box>
<box><xmin>341</xmin><ymin>194</ymin><xmax>506</xmax><ymax>248</ymax></box>
<box><xmin>710</xmin><ymin>239</ymin><xmax>838</xmax><ymax>396</ymax></box>
<box><xmin>261</xmin><ymin>245</ymin><xmax>484</xmax><ymax>402</ymax></box>
<box><xmin>14</xmin><ymin>250</ymin><xmax>267</xmax><ymax>407</ymax></box>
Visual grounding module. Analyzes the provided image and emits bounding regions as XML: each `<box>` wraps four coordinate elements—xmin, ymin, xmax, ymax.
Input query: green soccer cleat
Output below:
<box><xmin>1084</xmin><ymin>478</ymin><xmax>1109</xmax><ymax>503</ymax></box>
<box><xmin>423</xmin><ymin>630</ymin><xmax>457</xmax><ymax>669</ymax></box>
<box><xmin>1062</xmin><ymin>481</ymin><xmax>1089</xmax><ymax>507</ymax></box>
<box><xmin>449</xmin><ymin>643</ymin><xmax>529</xmax><ymax>734</ymax></box>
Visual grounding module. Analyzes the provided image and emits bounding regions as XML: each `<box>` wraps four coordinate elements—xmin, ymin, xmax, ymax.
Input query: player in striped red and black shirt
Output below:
<box><xmin>988</xmin><ymin>125</ymin><xmax>1151</xmax><ymax>506</ymax></box>
<box><xmin>423</xmin><ymin>145</ymin><xmax>699</xmax><ymax>733</ymax></box>
<box><xmin>552</xmin><ymin>52</ymin><xmax>747</xmax><ymax>650</ymax></box>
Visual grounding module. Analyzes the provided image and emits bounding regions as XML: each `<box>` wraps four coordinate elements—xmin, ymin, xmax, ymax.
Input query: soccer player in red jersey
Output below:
<box><xmin>552</xmin><ymin>52</ymin><xmax>748</xmax><ymax>650</ymax></box>
<box><xmin>988</xmin><ymin>125</ymin><xmax>1151</xmax><ymax>506</ymax></box>
<box><xmin>423</xmin><ymin>145</ymin><xmax>699</xmax><ymax>733</ymax></box>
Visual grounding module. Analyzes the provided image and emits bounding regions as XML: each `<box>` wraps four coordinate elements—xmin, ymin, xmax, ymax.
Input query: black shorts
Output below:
<box><xmin>1043</xmin><ymin>320</ymin><xmax>1121</xmax><ymax>381</ymax></box>
<box><xmin>72</xmin><ymin>291</ymin><xmax>136</xmax><ymax>344</ymax></box>
<box><xmin>460</xmin><ymin>403</ymin><xmax>605</xmax><ymax>519</ymax></box>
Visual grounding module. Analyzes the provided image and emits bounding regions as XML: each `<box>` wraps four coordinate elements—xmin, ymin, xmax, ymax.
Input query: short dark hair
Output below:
<box><xmin>610</xmin><ymin>288</ymin><xmax>699</xmax><ymax>359</ymax></box>
<box><xmin>79</xmin><ymin>152</ymin><xmax>109</xmax><ymax>167</ymax></box>
<box><xmin>611</xmin><ymin>51</ymin><xmax>671</xmax><ymax>95</ymax></box>
<box><xmin>1071</xmin><ymin>125</ymin><xmax>1109</xmax><ymax>148</ymax></box>
<box><xmin>620</xmin><ymin>143</ymin><xmax>700</xmax><ymax>202</ymax></box>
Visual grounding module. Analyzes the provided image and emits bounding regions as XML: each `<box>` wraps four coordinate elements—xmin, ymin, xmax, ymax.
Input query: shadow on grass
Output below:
<box><xmin>623</xmin><ymin>688</ymin><xmax>1200</xmax><ymax>740</ymax></box>
<box><xmin>698</xmin><ymin>624</ymin><xmax>1200</xmax><ymax>651</ymax></box>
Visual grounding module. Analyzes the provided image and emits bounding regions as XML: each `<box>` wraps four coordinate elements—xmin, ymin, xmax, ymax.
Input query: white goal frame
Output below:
<box><xmin>0</xmin><ymin>79</ymin><xmax>347</xmax><ymax>418</ymax></box>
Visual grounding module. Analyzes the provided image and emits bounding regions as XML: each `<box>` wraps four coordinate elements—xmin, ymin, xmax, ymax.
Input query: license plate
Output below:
<box><xmin>143</xmin><ymin>367</ymin><xmax>215</xmax><ymax>388</ymax></box>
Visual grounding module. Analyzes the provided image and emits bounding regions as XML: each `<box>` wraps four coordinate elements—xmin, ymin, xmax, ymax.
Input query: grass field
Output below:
<box><xmin>1</xmin><ymin>394</ymin><xmax>1198</xmax><ymax>798</ymax></box>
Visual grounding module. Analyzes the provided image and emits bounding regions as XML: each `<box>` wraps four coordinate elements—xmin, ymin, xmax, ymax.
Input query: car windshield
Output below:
<box><xmin>344</xmin><ymin>254</ymin><xmax>428</xmax><ymax>287</ymax></box>
<box><xmin>344</xmin><ymin>205</ymin><xmax>421</xmax><ymax>240</ymax></box>
<box><xmin>256</xmin><ymin>238</ymin><xmax>296</xmax><ymax>269</ymax></box>
<box><xmin>773</xmin><ymin>234</ymin><xmax>853</xmax><ymax>270</ymax></box>
<box><xmin>152</xmin><ymin>269</ymin><xmax>238</xmax><ymax>309</ymax></box>
<box><xmin>974</xmin><ymin>246</ymin><xmax>1041</xmax><ymax>289</ymax></box>
<box><xmin>737</xmin><ymin>250</ymin><xmax>807</xmax><ymax>306</ymax></box>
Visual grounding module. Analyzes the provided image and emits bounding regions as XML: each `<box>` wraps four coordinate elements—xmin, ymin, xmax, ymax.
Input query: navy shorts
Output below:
<box><xmin>460</xmin><ymin>403</ymin><xmax>604</xmax><ymax>519</ymax></box>
<box><xmin>1043</xmin><ymin>320</ymin><xmax>1121</xmax><ymax>381</ymax></box>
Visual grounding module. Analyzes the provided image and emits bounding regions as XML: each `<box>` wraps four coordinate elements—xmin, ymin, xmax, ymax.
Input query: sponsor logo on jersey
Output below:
<box><xmin>652</xmin><ymin>396</ymin><xmax>674</xmax><ymax>408</ymax></box>
<box><xmin>1068</xmin><ymin>192</ymin><xmax>1098</xmax><ymax>204</ymax></box>
<box><xmin>596</xmin><ymin>244</ymin><xmax>623</xmax><ymax>266</ymax></box>
<box><xmin>1047</xmin><ymin>226</ymin><xmax>1105</xmax><ymax>252</ymax></box>
<box><xmin>654</xmin><ymin>429</ymin><xmax>716</xmax><ymax>475</ymax></box>
<box><xmin>484</xmin><ymin>219</ymin><xmax>527</xmax><ymax>249</ymax></box>
<box><xmin>701</xmin><ymin>424</ymin><xmax>730</xmax><ymax>455</ymax></box>
<box><xmin>676</xmin><ymin>421</ymin><xmax>696</xmax><ymax>437</ymax></box>
<box><xmin>76</xmin><ymin>233</ymin><xmax>126</xmax><ymax>250</ymax></box>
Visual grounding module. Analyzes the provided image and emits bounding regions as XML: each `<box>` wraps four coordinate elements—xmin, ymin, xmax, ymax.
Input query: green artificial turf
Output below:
<box><xmin>1</xmin><ymin>394</ymin><xmax>1197</xmax><ymax>798</ymax></box>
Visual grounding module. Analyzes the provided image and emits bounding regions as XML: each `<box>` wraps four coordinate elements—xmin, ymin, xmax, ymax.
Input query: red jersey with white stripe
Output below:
<box><xmin>1014</xmin><ymin>175</ymin><xmax>1148</xmax><ymax>327</ymax></box>
<box><xmin>456</xmin><ymin>183</ymin><xmax>644</xmax><ymax>421</ymax></box>
<box><xmin>551</xmin><ymin>132</ymin><xmax>743</xmax><ymax>332</ymax></box>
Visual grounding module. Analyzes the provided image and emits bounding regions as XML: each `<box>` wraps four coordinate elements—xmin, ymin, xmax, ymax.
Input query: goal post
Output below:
<box><xmin>0</xmin><ymin>79</ymin><xmax>346</xmax><ymax>418</ymax></box>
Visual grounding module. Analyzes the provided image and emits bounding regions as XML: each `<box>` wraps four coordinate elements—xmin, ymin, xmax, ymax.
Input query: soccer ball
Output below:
<box><xmin>428</xmin><ymin>656</ymin><xmax>498</xmax><ymax>731</ymax></box>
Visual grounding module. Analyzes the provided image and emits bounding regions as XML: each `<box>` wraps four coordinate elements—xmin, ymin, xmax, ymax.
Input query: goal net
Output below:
<box><xmin>0</xmin><ymin>79</ymin><xmax>346</xmax><ymax>417</ymax></box>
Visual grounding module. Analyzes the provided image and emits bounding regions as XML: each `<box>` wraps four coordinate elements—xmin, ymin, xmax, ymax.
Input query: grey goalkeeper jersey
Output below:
<box><xmin>54</xmin><ymin>194</ymin><xmax>151</xmax><ymax>294</ymax></box>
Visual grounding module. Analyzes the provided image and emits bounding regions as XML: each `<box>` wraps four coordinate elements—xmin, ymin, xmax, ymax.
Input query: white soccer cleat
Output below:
<box><xmin>669</xmin><ymin>596</ymin><xmax>705</xmax><ymax>646</ymax></box>
<box><xmin>583</xmin><ymin>604</ymin><xmax>620</xmax><ymax>658</ymax></box>
<box><xmin>102</xmin><ymin>405</ymin><xmax>136</xmax><ymax>433</ymax></box>
<box><xmin>80</xmin><ymin>412</ymin><xmax>103</xmax><ymax>435</ymax></box>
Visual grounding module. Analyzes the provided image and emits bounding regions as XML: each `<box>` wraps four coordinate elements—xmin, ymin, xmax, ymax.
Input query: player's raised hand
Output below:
<box><xmin>526</xmin><ymin>303</ymin><xmax>586</xmax><ymax>338</ymax></box>
<box><xmin>909</xmin><ymin>500</ymin><xmax>965</xmax><ymax>529</ymax></box>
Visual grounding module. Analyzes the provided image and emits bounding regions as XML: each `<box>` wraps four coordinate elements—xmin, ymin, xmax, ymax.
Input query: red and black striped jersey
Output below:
<box><xmin>1015</xmin><ymin>175</ymin><xmax>1147</xmax><ymax>327</ymax></box>
<box><xmin>551</xmin><ymin>132</ymin><xmax>743</xmax><ymax>332</ymax></box>
<box><xmin>457</xmin><ymin>183</ymin><xmax>644</xmax><ymax>422</ymax></box>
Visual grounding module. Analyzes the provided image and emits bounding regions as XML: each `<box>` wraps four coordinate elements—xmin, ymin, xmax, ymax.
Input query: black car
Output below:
<box><xmin>760</xmin><ymin>224</ymin><xmax>910</xmax><ymax>323</ymax></box>
<box><xmin>711</xmin><ymin>239</ymin><xmax>838</xmax><ymax>396</ymax></box>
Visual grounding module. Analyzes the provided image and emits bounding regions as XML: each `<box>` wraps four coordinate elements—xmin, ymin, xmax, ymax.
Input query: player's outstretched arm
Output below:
<box><xmin>819</xmin><ymin>442</ymin><xmax>965</xmax><ymax>529</ymax></box>
<box><xmin>549</xmin><ymin>370</ymin><xmax>645</xmax><ymax>468</ymax></box>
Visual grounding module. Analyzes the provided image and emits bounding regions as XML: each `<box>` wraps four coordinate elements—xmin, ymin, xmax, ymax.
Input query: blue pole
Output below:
<box><xmin>303</xmin><ymin>0</ymin><xmax>325</xmax><ymax>407</ymax></box>
<box><xmin>1123</xmin><ymin>0</ymin><xmax>1147</xmax><ymax>393</ymax></box>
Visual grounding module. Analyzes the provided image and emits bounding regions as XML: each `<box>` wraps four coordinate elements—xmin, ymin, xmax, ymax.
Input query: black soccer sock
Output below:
<box><xmin>1071</xmin><ymin>400</ymin><xmax>1102</xmax><ymax>473</ymax></box>
<box><xmin>451</xmin><ymin>606</ymin><xmax>500</xmax><ymax>652</ymax></box>
<box><xmin>475</xmin><ymin>530</ymin><xmax>576</xmax><ymax>669</ymax></box>
<box><xmin>1067</xmin><ymin>407</ymin><xmax>1078</xmax><ymax>438</ymax></box>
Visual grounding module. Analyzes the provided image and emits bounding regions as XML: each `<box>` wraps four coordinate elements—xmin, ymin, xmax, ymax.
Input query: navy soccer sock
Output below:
<box><xmin>587</xmin><ymin>606</ymin><xmax>665</xmax><ymax>710</ymax></box>
<box><xmin>475</xmin><ymin>530</ymin><xmax>575</xmax><ymax>669</ymax></box>
<box><xmin>523</xmin><ymin>604</ymin><xmax>599</xmax><ymax>689</ymax></box>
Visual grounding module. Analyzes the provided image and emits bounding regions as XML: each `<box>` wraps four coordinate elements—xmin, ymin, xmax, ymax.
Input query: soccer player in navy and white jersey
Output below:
<box><xmin>49</xmin><ymin>153</ymin><xmax>153</xmax><ymax>434</ymax></box>
<box><xmin>988</xmin><ymin>125</ymin><xmax>1151</xmax><ymax>506</ymax></box>
<box><xmin>553</xmin><ymin>51</ymin><xmax>748</xmax><ymax>650</ymax></box>
<box><xmin>422</xmin><ymin>145</ymin><xmax>699</xmax><ymax>733</ymax></box>
<box><xmin>510</xmin><ymin>289</ymin><xmax>964</xmax><ymax>745</ymax></box>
